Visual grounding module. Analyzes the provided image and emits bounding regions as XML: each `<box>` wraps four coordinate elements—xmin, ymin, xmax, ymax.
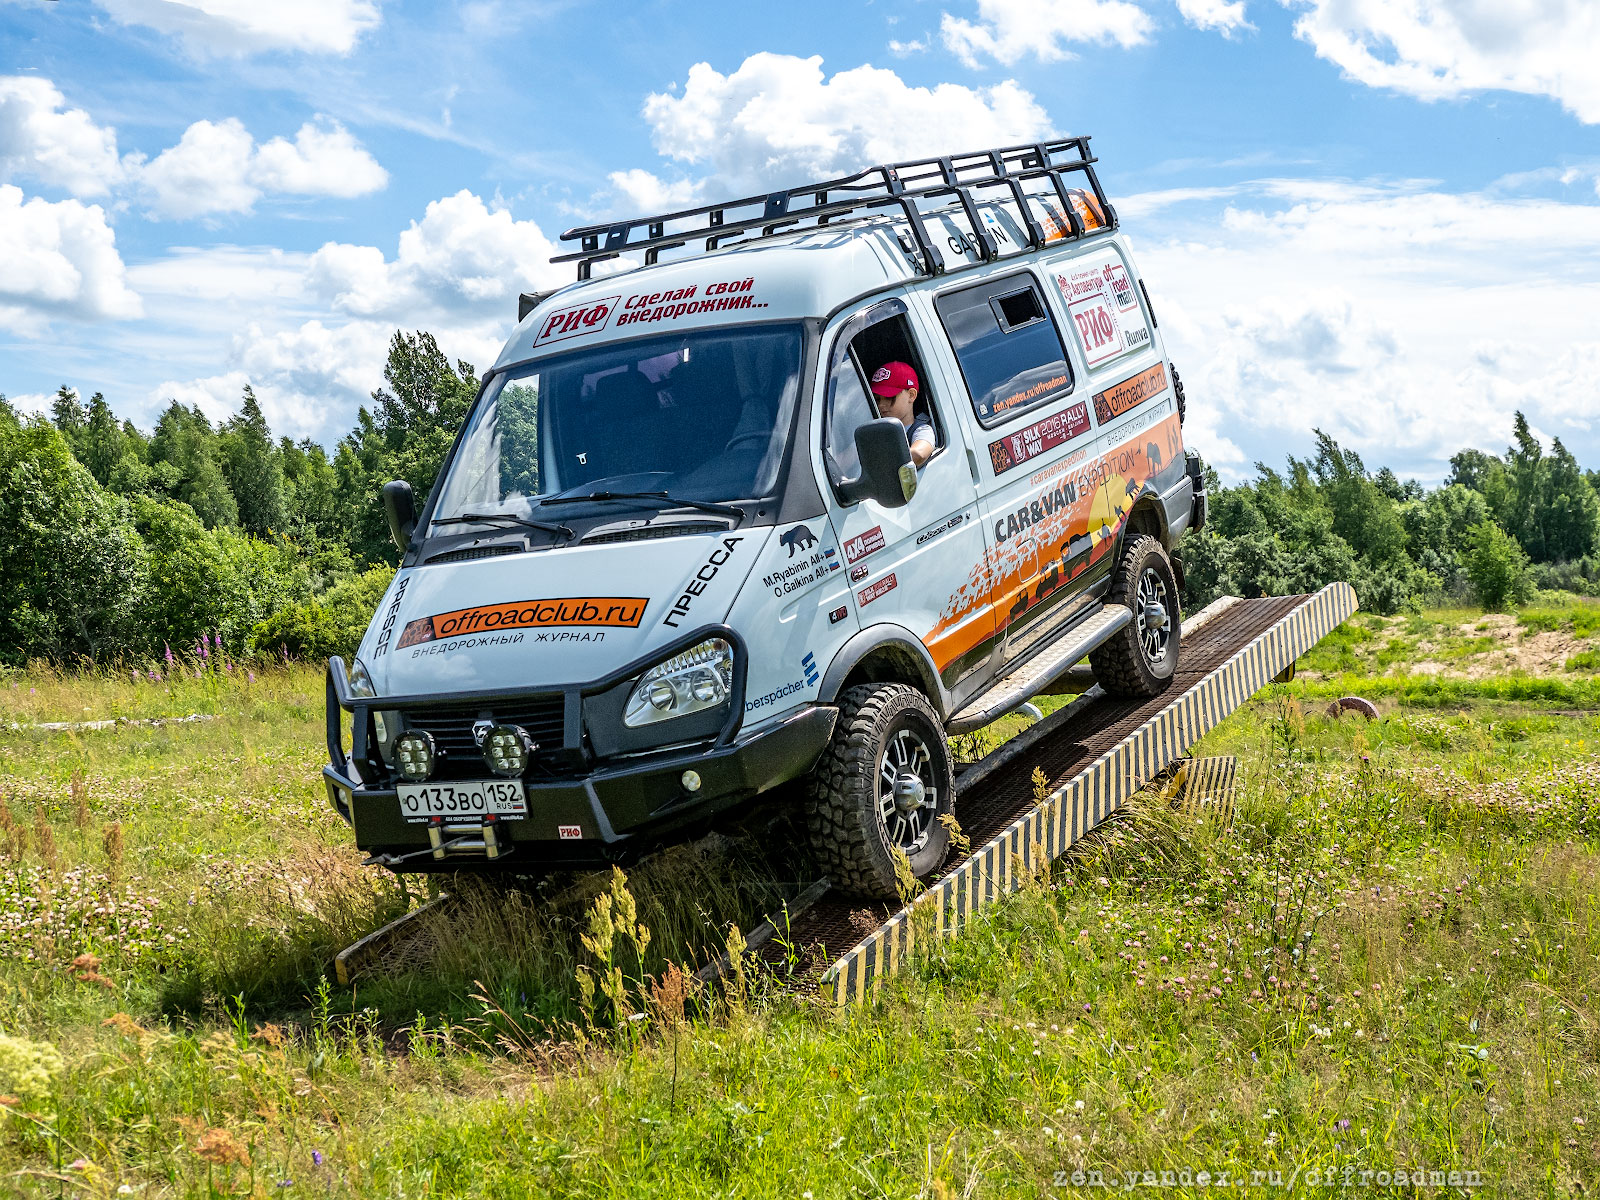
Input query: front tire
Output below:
<box><xmin>1089</xmin><ymin>535</ymin><xmax>1181</xmax><ymax>697</ymax></box>
<box><xmin>805</xmin><ymin>683</ymin><xmax>954</xmax><ymax>899</ymax></box>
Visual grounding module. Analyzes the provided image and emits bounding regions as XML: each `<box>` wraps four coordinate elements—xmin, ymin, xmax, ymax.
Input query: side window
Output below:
<box><xmin>824</xmin><ymin>305</ymin><xmax>944</xmax><ymax>486</ymax></box>
<box><xmin>1051</xmin><ymin>247</ymin><xmax>1154</xmax><ymax>371</ymax></box>
<box><xmin>934</xmin><ymin>273</ymin><xmax>1074</xmax><ymax>428</ymax></box>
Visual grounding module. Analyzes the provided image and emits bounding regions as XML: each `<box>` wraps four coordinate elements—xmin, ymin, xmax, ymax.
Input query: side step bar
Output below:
<box><xmin>947</xmin><ymin>604</ymin><xmax>1131</xmax><ymax>734</ymax></box>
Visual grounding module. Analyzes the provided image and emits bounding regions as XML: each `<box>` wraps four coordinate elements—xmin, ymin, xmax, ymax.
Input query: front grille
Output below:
<box><xmin>426</xmin><ymin>544</ymin><xmax>521</xmax><ymax>565</ymax></box>
<box><xmin>404</xmin><ymin>696</ymin><xmax>567</xmax><ymax>778</ymax></box>
<box><xmin>582</xmin><ymin>523</ymin><xmax>722</xmax><ymax>546</ymax></box>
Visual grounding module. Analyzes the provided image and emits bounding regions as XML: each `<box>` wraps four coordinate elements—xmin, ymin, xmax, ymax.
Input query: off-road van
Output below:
<box><xmin>324</xmin><ymin>139</ymin><xmax>1207</xmax><ymax>898</ymax></box>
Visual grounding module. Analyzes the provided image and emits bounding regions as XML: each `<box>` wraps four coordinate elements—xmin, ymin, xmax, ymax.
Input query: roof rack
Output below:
<box><xmin>554</xmin><ymin>138</ymin><xmax>1115</xmax><ymax>282</ymax></box>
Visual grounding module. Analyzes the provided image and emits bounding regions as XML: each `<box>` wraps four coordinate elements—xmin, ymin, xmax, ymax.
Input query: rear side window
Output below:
<box><xmin>934</xmin><ymin>273</ymin><xmax>1074</xmax><ymax>428</ymax></box>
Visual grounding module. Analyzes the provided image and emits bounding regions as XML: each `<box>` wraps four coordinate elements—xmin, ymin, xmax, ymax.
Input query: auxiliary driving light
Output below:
<box><xmin>393</xmin><ymin>730</ymin><xmax>436</xmax><ymax>782</ymax></box>
<box><xmin>482</xmin><ymin>724</ymin><xmax>535</xmax><ymax>778</ymax></box>
<box><xmin>681</xmin><ymin>770</ymin><xmax>702</xmax><ymax>792</ymax></box>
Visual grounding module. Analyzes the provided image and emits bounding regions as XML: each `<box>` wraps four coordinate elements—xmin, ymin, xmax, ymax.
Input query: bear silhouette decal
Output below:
<box><xmin>780</xmin><ymin>524</ymin><xmax>818</xmax><ymax>557</ymax></box>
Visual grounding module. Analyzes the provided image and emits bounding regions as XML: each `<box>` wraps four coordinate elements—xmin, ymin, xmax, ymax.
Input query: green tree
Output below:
<box><xmin>50</xmin><ymin>385</ymin><xmax>85</xmax><ymax>457</ymax></box>
<box><xmin>148</xmin><ymin>402</ymin><xmax>240</xmax><ymax>528</ymax></box>
<box><xmin>280</xmin><ymin>436</ymin><xmax>341</xmax><ymax>543</ymax></box>
<box><xmin>80</xmin><ymin>392</ymin><xmax>124</xmax><ymax>486</ymax></box>
<box><xmin>0</xmin><ymin>420</ymin><xmax>145</xmax><ymax>663</ymax></box>
<box><xmin>337</xmin><ymin>331</ymin><xmax>479</xmax><ymax>562</ymax></box>
<box><xmin>220</xmin><ymin>385</ymin><xmax>287</xmax><ymax>537</ymax></box>
<box><xmin>1464</xmin><ymin>520</ymin><xmax>1531</xmax><ymax>611</ymax></box>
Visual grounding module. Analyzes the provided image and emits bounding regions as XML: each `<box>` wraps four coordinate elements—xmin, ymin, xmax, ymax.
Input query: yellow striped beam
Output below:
<box><xmin>824</xmin><ymin>582</ymin><xmax>1357</xmax><ymax>1006</ymax></box>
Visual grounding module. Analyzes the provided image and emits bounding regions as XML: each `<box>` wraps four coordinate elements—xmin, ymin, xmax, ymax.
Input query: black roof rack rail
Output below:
<box><xmin>554</xmin><ymin>138</ymin><xmax>1115</xmax><ymax>282</ymax></box>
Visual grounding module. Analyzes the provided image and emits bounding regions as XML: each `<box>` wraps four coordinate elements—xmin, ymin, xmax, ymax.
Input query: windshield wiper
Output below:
<box><xmin>433</xmin><ymin>512</ymin><xmax>575</xmax><ymax>540</ymax></box>
<box><xmin>538</xmin><ymin>491</ymin><xmax>746</xmax><ymax>522</ymax></box>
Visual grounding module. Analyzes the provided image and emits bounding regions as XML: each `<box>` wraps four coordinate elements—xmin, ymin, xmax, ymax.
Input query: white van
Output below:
<box><xmin>325</xmin><ymin>140</ymin><xmax>1207</xmax><ymax>898</ymax></box>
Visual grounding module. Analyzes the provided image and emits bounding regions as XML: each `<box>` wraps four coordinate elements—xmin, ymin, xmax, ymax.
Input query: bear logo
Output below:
<box><xmin>779</xmin><ymin>524</ymin><xmax>818</xmax><ymax>557</ymax></box>
<box><xmin>1146</xmin><ymin>442</ymin><xmax>1164</xmax><ymax>471</ymax></box>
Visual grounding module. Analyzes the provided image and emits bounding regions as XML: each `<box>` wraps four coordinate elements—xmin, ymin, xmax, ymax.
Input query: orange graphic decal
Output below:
<box><xmin>1093</xmin><ymin>362</ymin><xmax>1167</xmax><ymax>424</ymax></box>
<box><xmin>397</xmin><ymin>596</ymin><xmax>648</xmax><ymax>648</ymax></box>
<box><xmin>922</xmin><ymin>412</ymin><xmax>1182</xmax><ymax>674</ymax></box>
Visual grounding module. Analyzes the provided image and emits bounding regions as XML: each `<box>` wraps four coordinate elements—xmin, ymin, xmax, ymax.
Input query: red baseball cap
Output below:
<box><xmin>869</xmin><ymin>361</ymin><xmax>918</xmax><ymax>397</ymax></box>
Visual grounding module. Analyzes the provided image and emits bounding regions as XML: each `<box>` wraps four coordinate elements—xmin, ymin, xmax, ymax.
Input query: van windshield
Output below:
<box><xmin>429</xmin><ymin>323</ymin><xmax>804</xmax><ymax>526</ymax></box>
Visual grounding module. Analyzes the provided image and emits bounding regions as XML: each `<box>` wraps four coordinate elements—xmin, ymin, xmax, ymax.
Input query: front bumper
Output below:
<box><xmin>325</xmin><ymin>659</ymin><xmax>836</xmax><ymax>870</ymax></box>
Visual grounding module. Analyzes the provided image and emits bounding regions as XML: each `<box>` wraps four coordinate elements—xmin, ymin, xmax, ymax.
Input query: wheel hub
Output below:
<box><xmin>892</xmin><ymin>773</ymin><xmax>927</xmax><ymax>815</ymax></box>
<box><xmin>1136</xmin><ymin>566</ymin><xmax>1173</xmax><ymax>664</ymax></box>
<box><xmin>879</xmin><ymin>727</ymin><xmax>939</xmax><ymax>855</ymax></box>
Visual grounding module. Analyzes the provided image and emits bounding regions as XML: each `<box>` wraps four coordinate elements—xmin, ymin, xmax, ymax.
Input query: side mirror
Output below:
<box><xmin>840</xmin><ymin>418</ymin><xmax>917</xmax><ymax>508</ymax></box>
<box><xmin>381</xmin><ymin>480</ymin><xmax>416</xmax><ymax>550</ymax></box>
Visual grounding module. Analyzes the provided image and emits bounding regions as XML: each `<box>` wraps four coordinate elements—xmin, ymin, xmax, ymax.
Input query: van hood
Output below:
<box><xmin>359</xmin><ymin>529</ymin><xmax>769</xmax><ymax>697</ymax></box>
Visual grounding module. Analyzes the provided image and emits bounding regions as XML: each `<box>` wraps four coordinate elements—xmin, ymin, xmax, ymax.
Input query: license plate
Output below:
<box><xmin>396</xmin><ymin>779</ymin><xmax>527</xmax><ymax>824</ymax></box>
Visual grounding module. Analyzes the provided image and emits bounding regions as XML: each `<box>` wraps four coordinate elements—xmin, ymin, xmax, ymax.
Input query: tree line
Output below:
<box><xmin>3</xmin><ymin>331</ymin><xmax>1598</xmax><ymax>668</ymax></box>
<box><xmin>0</xmin><ymin>331</ymin><xmax>476</xmax><ymax>667</ymax></box>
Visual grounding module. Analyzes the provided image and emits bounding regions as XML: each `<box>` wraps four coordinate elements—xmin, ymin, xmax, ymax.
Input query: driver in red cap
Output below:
<box><xmin>869</xmin><ymin>360</ymin><xmax>936</xmax><ymax>468</ymax></box>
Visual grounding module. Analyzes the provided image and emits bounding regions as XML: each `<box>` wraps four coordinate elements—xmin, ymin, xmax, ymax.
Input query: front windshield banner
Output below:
<box><xmin>431</xmin><ymin>324</ymin><xmax>804</xmax><ymax>528</ymax></box>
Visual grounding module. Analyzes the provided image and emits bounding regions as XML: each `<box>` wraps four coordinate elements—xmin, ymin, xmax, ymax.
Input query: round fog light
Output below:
<box><xmin>647</xmin><ymin>680</ymin><xmax>676</xmax><ymax>711</ymax></box>
<box><xmin>394</xmin><ymin>730</ymin><xmax>436</xmax><ymax>782</ymax></box>
<box><xmin>483</xmin><ymin>724</ymin><xmax>535</xmax><ymax>778</ymax></box>
<box><xmin>681</xmin><ymin>770</ymin><xmax>702</xmax><ymax>792</ymax></box>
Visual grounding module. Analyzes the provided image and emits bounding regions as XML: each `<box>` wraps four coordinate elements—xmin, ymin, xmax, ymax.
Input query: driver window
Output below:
<box><xmin>824</xmin><ymin>310</ymin><xmax>943</xmax><ymax>487</ymax></box>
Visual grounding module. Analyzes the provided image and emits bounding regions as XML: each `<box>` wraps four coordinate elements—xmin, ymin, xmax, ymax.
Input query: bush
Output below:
<box><xmin>250</xmin><ymin>566</ymin><xmax>394</xmax><ymax>662</ymax></box>
<box><xmin>1465</xmin><ymin>520</ymin><xmax>1532</xmax><ymax>611</ymax></box>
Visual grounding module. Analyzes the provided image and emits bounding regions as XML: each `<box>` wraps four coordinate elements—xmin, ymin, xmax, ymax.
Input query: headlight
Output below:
<box><xmin>624</xmin><ymin>638</ymin><xmax>734</xmax><ymax>727</ymax></box>
<box><xmin>347</xmin><ymin>658</ymin><xmax>377</xmax><ymax>698</ymax></box>
<box><xmin>372</xmin><ymin>710</ymin><xmax>403</xmax><ymax>765</ymax></box>
<box><xmin>394</xmin><ymin>730</ymin><xmax>436</xmax><ymax>782</ymax></box>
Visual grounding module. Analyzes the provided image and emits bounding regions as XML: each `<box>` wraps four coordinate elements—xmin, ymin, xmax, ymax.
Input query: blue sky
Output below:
<box><xmin>2</xmin><ymin>0</ymin><xmax>1597</xmax><ymax>481</ymax></box>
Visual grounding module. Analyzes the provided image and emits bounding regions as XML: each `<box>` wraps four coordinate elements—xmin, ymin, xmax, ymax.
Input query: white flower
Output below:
<box><xmin>1074</xmin><ymin>1100</ymin><xmax>1085</xmax><ymax>1111</ymax></box>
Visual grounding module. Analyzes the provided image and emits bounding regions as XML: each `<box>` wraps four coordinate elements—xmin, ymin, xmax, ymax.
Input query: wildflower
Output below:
<box><xmin>164</xmin><ymin>643</ymin><xmax>174</xmax><ymax>664</ymax></box>
<box><xmin>247</xmin><ymin>670</ymin><xmax>256</xmax><ymax>683</ymax></box>
<box><xmin>311</xmin><ymin>1150</ymin><xmax>324</xmax><ymax>1166</ymax></box>
<box><xmin>1074</xmin><ymin>1100</ymin><xmax>1085</xmax><ymax>1111</ymax></box>
<box><xmin>1337</xmin><ymin>1118</ymin><xmax>1350</xmax><ymax>1130</ymax></box>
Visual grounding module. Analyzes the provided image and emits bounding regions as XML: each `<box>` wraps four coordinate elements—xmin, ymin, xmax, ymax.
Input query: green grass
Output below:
<box><xmin>3</xmin><ymin>639</ymin><xmax>1600</xmax><ymax>1194</ymax></box>
<box><xmin>1518</xmin><ymin>597</ymin><xmax>1600</xmax><ymax>638</ymax></box>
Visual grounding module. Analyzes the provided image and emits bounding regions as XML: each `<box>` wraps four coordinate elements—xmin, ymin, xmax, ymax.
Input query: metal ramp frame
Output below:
<box><xmin>787</xmin><ymin>583</ymin><xmax>1357</xmax><ymax>1005</ymax></box>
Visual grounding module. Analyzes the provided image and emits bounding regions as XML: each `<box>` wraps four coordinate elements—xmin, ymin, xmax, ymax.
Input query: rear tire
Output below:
<box><xmin>1089</xmin><ymin>535</ymin><xmax>1181</xmax><ymax>698</ymax></box>
<box><xmin>805</xmin><ymin>683</ymin><xmax>954</xmax><ymax>900</ymax></box>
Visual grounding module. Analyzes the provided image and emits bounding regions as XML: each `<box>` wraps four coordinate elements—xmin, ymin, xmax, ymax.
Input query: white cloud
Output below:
<box><xmin>605</xmin><ymin>168</ymin><xmax>701</xmax><ymax>215</ymax></box>
<box><xmin>940</xmin><ymin>0</ymin><xmax>1153</xmax><ymax>67</ymax></box>
<box><xmin>137</xmin><ymin>118</ymin><xmax>258</xmax><ymax>218</ymax></box>
<box><xmin>1175</xmin><ymin>0</ymin><xmax>1251</xmax><ymax>36</ymax></box>
<box><xmin>93</xmin><ymin>0</ymin><xmax>381</xmax><ymax>55</ymax></box>
<box><xmin>144</xmin><ymin>191</ymin><xmax>559</xmax><ymax>441</ymax></box>
<box><xmin>1288</xmin><ymin>0</ymin><xmax>1600</xmax><ymax>123</ymax></box>
<box><xmin>888</xmin><ymin>37</ymin><xmax>930</xmax><ymax>55</ymax></box>
<box><xmin>0</xmin><ymin>185</ymin><xmax>141</xmax><ymax>334</ymax></box>
<box><xmin>137</xmin><ymin>116</ymin><xmax>387</xmax><ymax>218</ymax></box>
<box><xmin>307</xmin><ymin>189</ymin><xmax>566</xmax><ymax>320</ymax></box>
<box><xmin>0</xmin><ymin>76</ymin><xmax>125</xmax><ymax>197</ymax></box>
<box><xmin>252</xmin><ymin>120</ymin><xmax>389</xmax><ymax>198</ymax></box>
<box><xmin>1133</xmin><ymin>177</ymin><xmax>1600</xmax><ymax>480</ymax></box>
<box><xmin>630</xmin><ymin>53</ymin><xmax>1052</xmax><ymax>204</ymax></box>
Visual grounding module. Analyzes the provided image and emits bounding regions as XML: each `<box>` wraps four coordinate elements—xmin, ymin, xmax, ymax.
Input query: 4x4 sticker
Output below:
<box><xmin>397</xmin><ymin>596</ymin><xmax>648</xmax><ymax>648</ymax></box>
<box><xmin>1093</xmin><ymin>363</ymin><xmax>1167</xmax><ymax>424</ymax></box>
<box><xmin>663</xmin><ymin>536</ymin><xmax>743</xmax><ymax>629</ymax></box>
<box><xmin>988</xmin><ymin>402</ymin><xmax>1091</xmax><ymax>476</ymax></box>
<box><xmin>844</xmin><ymin>525</ymin><xmax>885</xmax><ymax>564</ymax></box>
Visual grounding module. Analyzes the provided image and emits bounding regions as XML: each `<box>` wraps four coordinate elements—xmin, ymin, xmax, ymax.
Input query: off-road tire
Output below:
<box><xmin>1089</xmin><ymin>535</ymin><xmax>1181</xmax><ymax>698</ymax></box>
<box><xmin>805</xmin><ymin>683</ymin><xmax>954</xmax><ymax>900</ymax></box>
